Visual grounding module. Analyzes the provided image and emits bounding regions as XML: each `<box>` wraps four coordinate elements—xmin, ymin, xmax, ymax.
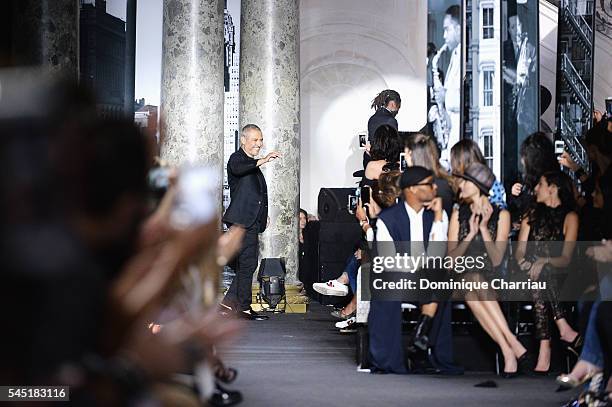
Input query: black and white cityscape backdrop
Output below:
<box><xmin>223</xmin><ymin>0</ymin><xmax>241</xmax><ymax>215</ymax></box>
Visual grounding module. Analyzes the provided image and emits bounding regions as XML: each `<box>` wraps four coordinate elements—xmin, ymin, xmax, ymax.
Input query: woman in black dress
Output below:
<box><xmin>449</xmin><ymin>163</ymin><xmax>529</xmax><ymax>377</ymax></box>
<box><xmin>515</xmin><ymin>171</ymin><xmax>580</xmax><ymax>374</ymax></box>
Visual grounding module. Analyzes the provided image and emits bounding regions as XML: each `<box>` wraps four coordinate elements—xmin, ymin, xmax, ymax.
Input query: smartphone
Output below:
<box><xmin>170</xmin><ymin>167</ymin><xmax>219</xmax><ymax>229</ymax></box>
<box><xmin>347</xmin><ymin>187</ymin><xmax>360</xmax><ymax>214</ymax></box>
<box><xmin>360</xmin><ymin>186</ymin><xmax>371</xmax><ymax>205</ymax></box>
<box><xmin>358</xmin><ymin>133</ymin><xmax>367</xmax><ymax>148</ymax></box>
<box><xmin>347</xmin><ymin>195</ymin><xmax>358</xmax><ymax>214</ymax></box>
<box><xmin>399</xmin><ymin>152</ymin><xmax>408</xmax><ymax>171</ymax></box>
<box><xmin>606</xmin><ymin>97</ymin><xmax>612</xmax><ymax>117</ymax></box>
<box><xmin>554</xmin><ymin>140</ymin><xmax>565</xmax><ymax>155</ymax></box>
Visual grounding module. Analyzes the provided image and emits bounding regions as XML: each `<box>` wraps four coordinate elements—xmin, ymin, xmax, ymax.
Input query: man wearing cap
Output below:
<box><xmin>368</xmin><ymin>166</ymin><xmax>448</xmax><ymax>373</ymax></box>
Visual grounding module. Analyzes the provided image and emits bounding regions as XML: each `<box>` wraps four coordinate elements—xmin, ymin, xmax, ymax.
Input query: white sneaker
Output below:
<box><xmin>312</xmin><ymin>280</ymin><xmax>348</xmax><ymax>296</ymax></box>
<box><xmin>335</xmin><ymin>316</ymin><xmax>356</xmax><ymax>329</ymax></box>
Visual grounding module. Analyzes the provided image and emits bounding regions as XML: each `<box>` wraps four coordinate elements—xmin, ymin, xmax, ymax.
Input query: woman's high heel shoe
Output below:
<box><xmin>555</xmin><ymin>371</ymin><xmax>595</xmax><ymax>389</ymax></box>
<box><xmin>562</xmin><ymin>334</ymin><xmax>583</xmax><ymax>358</ymax></box>
<box><xmin>516</xmin><ymin>352</ymin><xmax>536</xmax><ymax>375</ymax></box>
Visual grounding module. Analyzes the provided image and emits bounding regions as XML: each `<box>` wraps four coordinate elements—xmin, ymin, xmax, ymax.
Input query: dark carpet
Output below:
<box><xmin>219</xmin><ymin>303</ymin><xmax>578</xmax><ymax>407</ymax></box>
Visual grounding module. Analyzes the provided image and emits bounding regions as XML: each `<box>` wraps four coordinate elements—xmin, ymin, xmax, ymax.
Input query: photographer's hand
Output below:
<box><xmin>511</xmin><ymin>183</ymin><xmax>522</xmax><ymax>197</ymax></box>
<box><xmin>558</xmin><ymin>151</ymin><xmax>579</xmax><ymax>172</ymax></box>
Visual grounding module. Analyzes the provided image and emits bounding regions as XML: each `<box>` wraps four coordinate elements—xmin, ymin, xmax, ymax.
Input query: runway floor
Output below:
<box><xmin>220</xmin><ymin>303</ymin><xmax>578</xmax><ymax>407</ymax></box>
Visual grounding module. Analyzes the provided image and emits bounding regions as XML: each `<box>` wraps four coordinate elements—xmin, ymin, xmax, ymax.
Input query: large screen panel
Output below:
<box><xmin>427</xmin><ymin>0</ymin><xmax>463</xmax><ymax>169</ymax></box>
<box><xmin>501</xmin><ymin>0</ymin><xmax>539</xmax><ymax>185</ymax></box>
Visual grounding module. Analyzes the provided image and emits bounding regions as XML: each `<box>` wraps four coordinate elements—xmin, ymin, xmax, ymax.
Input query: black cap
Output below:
<box><xmin>400</xmin><ymin>166</ymin><xmax>433</xmax><ymax>189</ymax></box>
<box><xmin>454</xmin><ymin>163</ymin><xmax>495</xmax><ymax>194</ymax></box>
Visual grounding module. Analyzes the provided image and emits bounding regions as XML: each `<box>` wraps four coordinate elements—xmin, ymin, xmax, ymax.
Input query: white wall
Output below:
<box><xmin>299</xmin><ymin>0</ymin><xmax>427</xmax><ymax>214</ymax></box>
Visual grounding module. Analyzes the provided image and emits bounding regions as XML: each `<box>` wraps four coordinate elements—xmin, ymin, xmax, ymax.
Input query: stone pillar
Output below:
<box><xmin>239</xmin><ymin>0</ymin><xmax>300</xmax><ymax>283</ymax></box>
<box><xmin>160</xmin><ymin>0</ymin><xmax>225</xmax><ymax>207</ymax></box>
<box><xmin>11</xmin><ymin>0</ymin><xmax>79</xmax><ymax>79</ymax></box>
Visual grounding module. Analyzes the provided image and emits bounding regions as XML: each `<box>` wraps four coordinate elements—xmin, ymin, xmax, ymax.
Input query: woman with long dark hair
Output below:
<box><xmin>508</xmin><ymin>132</ymin><xmax>558</xmax><ymax>231</ymax></box>
<box><xmin>404</xmin><ymin>133</ymin><xmax>454</xmax><ymax>216</ymax></box>
<box><xmin>361</xmin><ymin>124</ymin><xmax>401</xmax><ymax>187</ymax></box>
<box><xmin>515</xmin><ymin>171</ymin><xmax>580</xmax><ymax>374</ymax></box>
<box><xmin>448</xmin><ymin>163</ymin><xmax>529</xmax><ymax>377</ymax></box>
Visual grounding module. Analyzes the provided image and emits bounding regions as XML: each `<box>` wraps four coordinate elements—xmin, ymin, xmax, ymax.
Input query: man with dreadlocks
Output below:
<box><xmin>367</xmin><ymin>89</ymin><xmax>401</xmax><ymax>141</ymax></box>
<box><xmin>364</xmin><ymin>89</ymin><xmax>401</xmax><ymax>167</ymax></box>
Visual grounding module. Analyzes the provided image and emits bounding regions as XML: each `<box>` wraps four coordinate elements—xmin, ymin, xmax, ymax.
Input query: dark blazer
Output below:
<box><xmin>222</xmin><ymin>148</ymin><xmax>268</xmax><ymax>232</ymax></box>
<box><xmin>368</xmin><ymin>201</ymin><xmax>435</xmax><ymax>374</ymax></box>
<box><xmin>367</xmin><ymin>108</ymin><xmax>398</xmax><ymax>141</ymax></box>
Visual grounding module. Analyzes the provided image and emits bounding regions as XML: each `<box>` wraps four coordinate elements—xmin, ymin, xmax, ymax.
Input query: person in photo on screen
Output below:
<box><xmin>433</xmin><ymin>4</ymin><xmax>462</xmax><ymax>170</ymax></box>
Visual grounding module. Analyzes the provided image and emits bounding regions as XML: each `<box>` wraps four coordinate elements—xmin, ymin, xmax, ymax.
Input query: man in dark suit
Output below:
<box><xmin>221</xmin><ymin>124</ymin><xmax>280</xmax><ymax>320</ymax></box>
<box><xmin>363</xmin><ymin>89</ymin><xmax>401</xmax><ymax>168</ymax></box>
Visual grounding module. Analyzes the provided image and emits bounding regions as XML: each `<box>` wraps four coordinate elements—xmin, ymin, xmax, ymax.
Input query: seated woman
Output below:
<box><xmin>448</xmin><ymin>163</ymin><xmax>529</xmax><ymax>377</ymax></box>
<box><xmin>557</xmin><ymin>180</ymin><xmax>608</xmax><ymax>389</ymax></box>
<box><xmin>515</xmin><ymin>171</ymin><xmax>580</xmax><ymax>374</ymax></box>
<box><xmin>450</xmin><ymin>139</ymin><xmax>507</xmax><ymax>208</ymax></box>
<box><xmin>361</xmin><ymin>124</ymin><xmax>401</xmax><ymax>187</ymax></box>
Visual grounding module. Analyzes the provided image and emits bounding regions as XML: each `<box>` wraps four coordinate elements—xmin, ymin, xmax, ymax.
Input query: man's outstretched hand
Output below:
<box><xmin>257</xmin><ymin>151</ymin><xmax>281</xmax><ymax>167</ymax></box>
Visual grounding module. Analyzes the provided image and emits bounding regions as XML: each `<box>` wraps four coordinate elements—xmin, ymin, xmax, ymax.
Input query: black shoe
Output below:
<box><xmin>240</xmin><ymin>308</ymin><xmax>269</xmax><ymax>321</ymax></box>
<box><xmin>562</xmin><ymin>334</ymin><xmax>583</xmax><ymax>358</ymax></box>
<box><xmin>500</xmin><ymin>371</ymin><xmax>519</xmax><ymax>379</ymax></box>
<box><xmin>209</xmin><ymin>382</ymin><xmax>243</xmax><ymax>406</ymax></box>
<box><xmin>517</xmin><ymin>352</ymin><xmax>536</xmax><ymax>375</ymax></box>
<box><xmin>408</xmin><ymin>314</ymin><xmax>433</xmax><ymax>353</ymax></box>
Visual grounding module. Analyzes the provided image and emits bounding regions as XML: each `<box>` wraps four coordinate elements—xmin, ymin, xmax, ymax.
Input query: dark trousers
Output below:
<box><xmin>225</xmin><ymin>221</ymin><xmax>260</xmax><ymax>311</ymax></box>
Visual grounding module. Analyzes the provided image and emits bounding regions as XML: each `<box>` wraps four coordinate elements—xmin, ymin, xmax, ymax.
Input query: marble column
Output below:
<box><xmin>239</xmin><ymin>0</ymin><xmax>300</xmax><ymax>283</ymax></box>
<box><xmin>11</xmin><ymin>0</ymin><xmax>79</xmax><ymax>79</ymax></box>
<box><xmin>160</xmin><ymin>0</ymin><xmax>225</xmax><ymax>207</ymax></box>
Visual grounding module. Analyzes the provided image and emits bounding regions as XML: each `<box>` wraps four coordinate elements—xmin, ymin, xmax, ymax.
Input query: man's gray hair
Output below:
<box><xmin>241</xmin><ymin>124</ymin><xmax>261</xmax><ymax>137</ymax></box>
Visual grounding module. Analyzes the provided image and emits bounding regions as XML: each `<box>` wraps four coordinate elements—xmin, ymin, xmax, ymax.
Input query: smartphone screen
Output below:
<box><xmin>606</xmin><ymin>97</ymin><xmax>612</xmax><ymax>117</ymax></box>
<box><xmin>554</xmin><ymin>140</ymin><xmax>565</xmax><ymax>155</ymax></box>
<box><xmin>359</xmin><ymin>134</ymin><xmax>367</xmax><ymax>148</ymax></box>
<box><xmin>360</xmin><ymin>186</ymin><xmax>370</xmax><ymax>204</ymax></box>
<box><xmin>347</xmin><ymin>195</ymin><xmax>358</xmax><ymax>214</ymax></box>
<box><xmin>399</xmin><ymin>152</ymin><xmax>407</xmax><ymax>171</ymax></box>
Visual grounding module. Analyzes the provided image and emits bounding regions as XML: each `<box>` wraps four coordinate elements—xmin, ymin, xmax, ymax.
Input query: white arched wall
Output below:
<box><xmin>299</xmin><ymin>0</ymin><xmax>427</xmax><ymax>214</ymax></box>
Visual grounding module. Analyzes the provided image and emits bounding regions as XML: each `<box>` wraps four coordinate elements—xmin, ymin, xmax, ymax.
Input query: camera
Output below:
<box><xmin>347</xmin><ymin>187</ymin><xmax>360</xmax><ymax>214</ymax></box>
<box><xmin>358</xmin><ymin>133</ymin><xmax>367</xmax><ymax>148</ymax></box>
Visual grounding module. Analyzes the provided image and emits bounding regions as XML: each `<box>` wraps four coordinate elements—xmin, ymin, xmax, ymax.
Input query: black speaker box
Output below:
<box><xmin>318</xmin><ymin>222</ymin><xmax>361</xmax><ymax>263</ymax></box>
<box><xmin>318</xmin><ymin>188</ymin><xmax>359</xmax><ymax>223</ymax></box>
<box><xmin>316</xmin><ymin>221</ymin><xmax>361</xmax><ymax>306</ymax></box>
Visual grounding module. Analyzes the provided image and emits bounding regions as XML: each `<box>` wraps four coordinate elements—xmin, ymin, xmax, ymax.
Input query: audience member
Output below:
<box><xmin>369</xmin><ymin>166</ymin><xmax>447</xmax><ymax>374</ymax></box>
<box><xmin>449</xmin><ymin>163</ymin><xmax>529</xmax><ymax>377</ymax></box>
<box><xmin>508</xmin><ymin>132</ymin><xmax>558</xmax><ymax>233</ymax></box>
<box><xmin>450</xmin><ymin>139</ymin><xmax>507</xmax><ymax>208</ymax></box>
<box><xmin>515</xmin><ymin>171</ymin><xmax>580</xmax><ymax>374</ymax></box>
<box><xmin>364</xmin><ymin>90</ymin><xmax>401</xmax><ymax>168</ymax></box>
